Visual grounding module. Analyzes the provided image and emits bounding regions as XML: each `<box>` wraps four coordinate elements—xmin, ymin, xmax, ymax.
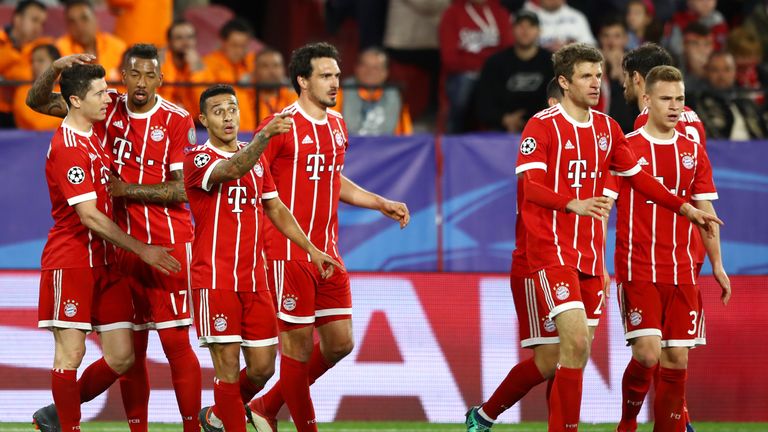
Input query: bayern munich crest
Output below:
<box><xmin>554</xmin><ymin>282</ymin><xmax>570</xmax><ymax>301</ymax></box>
<box><xmin>333</xmin><ymin>130</ymin><xmax>345</xmax><ymax>147</ymax></box>
<box><xmin>150</xmin><ymin>126</ymin><xmax>166</xmax><ymax>142</ymax></box>
<box><xmin>629</xmin><ymin>309</ymin><xmax>643</xmax><ymax>326</ymax></box>
<box><xmin>520</xmin><ymin>137</ymin><xmax>536</xmax><ymax>155</ymax></box>
<box><xmin>543</xmin><ymin>318</ymin><xmax>556</xmax><ymax>333</ymax></box>
<box><xmin>67</xmin><ymin>166</ymin><xmax>85</xmax><ymax>184</ymax></box>
<box><xmin>213</xmin><ymin>314</ymin><xmax>228</xmax><ymax>332</ymax></box>
<box><xmin>194</xmin><ymin>153</ymin><xmax>211</xmax><ymax>168</ymax></box>
<box><xmin>598</xmin><ymin>136</ymin><xmax>609</xmax><ymax>151</ymax></box>
<box><xmin>254</xmin><ymin>162</ymin><xmax>264</xmax><ymax>177</ymax></box>
<box><xmin>282</xmin><ymin>295</ymin><xmax>297</xmax><ymax>312</ymax></box>
<box><xmin>63</xmin><ymin>300</ymin><xmax>78</xmax><ymax>318</ymax></box>
<box><xmin>681</xmin><ymin>153</ymin><xmax>695</xmax><ymax>170</ymax></box>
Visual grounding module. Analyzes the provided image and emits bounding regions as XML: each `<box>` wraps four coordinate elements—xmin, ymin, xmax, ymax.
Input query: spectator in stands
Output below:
<box><xmin>107</xmin><ymin>0</ymin><xmax>172</xmax><ymax>49</ymax></box>
<box><xmin>12</xmin><ymin>43</ymin><xmax>61</xmax><ymax>130</ymax></box>
<box><xmin>160</xmin><ymin>19</ymin><xmax>211</xmax><ymax>120</ymax></box>
<box><xmin>523</xmin><ymin>0</ymin><xmax>596</xmax><ymax>51</ymax></box>
<box><xmin>203</xmin><ymin>18</ymin><xmax>257</xmax><ymax>131</ymax></box>
<box><xmin>473</xmin><ymin>10</ymin><xmax>552</xmax><ymax>132</ymax></box>
<box><xmin>439</xmin><ymin>0</ymin><xmax>513</xmax><ymax>132</ymax></box>
<box><xmin>664</xmin><ymin>0</ymin><xmax>727</xmax><ymax>63</ymax></box>
<box><xmin>56</xmin><ymin>0</ymin><xmax>126</xmax><ymax>82</ymax></box>
<box><xmin>0</xmin><ymin>0</ymin><xmax>48</xmax><ymax>128</ymax></box>
<box><xmin>744</xmin><ymin>0</ymin><xmax>768</xmax><ymax>61</ymax></box>
<box><xmin>252</xmin><ymin>47</ymin><xmax>298</xmax><ymax>124</ymax></box>
<box><xmin>692</xmin><ymin>51</ymin><xmax>768</xmax><ymax>140</ymax></box>
<box><xmin>680</xmin><ymin>22</ymin><xmax>714</xmax><ymax>96</ymax></box>
<box><xmin>625</xmin><ymin>0</ymin><xmax>663</xmax><ymax>49</ymax></box>
<box><xmin>597</xmin><ymin>15</ymin><xmax>636</xmax><ymax>131</ymax></box>
<box><xmin>726</xmin><ymin>26</ymin><xmax>768</xmax><ymax>105</ymax></box>
<box><xmin>341</xmin><ymin>47</ymin><xmax>412</xmax><ymax>136</ymax></box>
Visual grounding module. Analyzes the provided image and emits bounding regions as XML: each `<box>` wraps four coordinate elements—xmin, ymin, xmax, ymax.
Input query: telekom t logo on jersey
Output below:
<box><xmin>306</xmin><ymin>153</ymin><xmax>326</xmax><ymax>181</ymax></box>
<box><xmin>113</xmin><ymin>138</ymin><xmax>132</xmax><ymax>166</ymax></box>
<box><xmin>228</xmin><ymin>186</ymin><xmax>248</xmax><ymax>213</ymax></box>
<box><xmin>567</xmin><ymin>159</ymin><xmax>601</xmax><ymax>188</ymax></box>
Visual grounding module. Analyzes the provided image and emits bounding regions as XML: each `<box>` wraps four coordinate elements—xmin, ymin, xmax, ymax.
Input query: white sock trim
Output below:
<box><xmin>478</xmin><ymin>407</ymin><xmax>495</xmax><ymax>423</ymax></box>
<box><xmin>209</xmin><ymin>410</ymin><xmax>223</xmax><ymax>428</ymax></box>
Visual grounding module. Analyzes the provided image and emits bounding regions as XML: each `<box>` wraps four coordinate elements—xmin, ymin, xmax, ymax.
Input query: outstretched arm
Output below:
<box><xmin>206</xmin><ymin>113</ymin><xmax>292</xmax><ymax>187</ymax></box>
<box><xmin>339</xmin><ymin>175</ymin><xmax>410</xmax><ymax>228</ymax></box>
<box><xmin>522</xmin><ymin>170</ymin><xmax>611</xmax><ymax>218</ymax></box>
<box><xmin>263</xmin><ymin>197</ymin><xmax>342</xmax><ymax>278</ymax></box>
<box><xmin>109</xmin><ymin>170</ymin><xmax>187</xmax><ymax>203</ymax></box>
<box><xmin>695</xmin><ymin>200</ymin><xmax>730</xmax><ymax>305</ymax></box>
<box><xmin>26</xmin><ymin>54</ymin><xmax>96</xmax><ymax>118</ymax></box>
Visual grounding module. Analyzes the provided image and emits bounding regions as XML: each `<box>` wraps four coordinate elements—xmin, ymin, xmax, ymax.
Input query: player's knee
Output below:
<box><xmin>662</xmin><ymin>349</ymin><xmax>688</xmax><ymax>369</ymax></box>
<box><xmin>246</xmin><ymin>363</ymin><xmax>275</xmax><ymax>386</ymax></box>
<box><xmin>105</xmin><ymin>350</ymin><xmax>135</xmax><ymax>374</ymax></box>
<box><xmin>326</xmin><ymin>338</ymin><xmax>354</xmax><ymax>363</ymax></box>
<box><xmin>534</xmin><ymin>346</ymin><xmax>560</xmax><ymax>378</ymax></box>
<box><xmin>58</xmin><ymin>345</ymin><xmax>86</xmax><ymax>369</ymax></box>
<box><xmin>561</xmin><ymin>334</ymin><xmax>590</xmax><ymax>367</ymax></box>
<box><xmin>632</xmin><ymin>343</ymin><xmax>660</xmax><ymax>368</ymax></box>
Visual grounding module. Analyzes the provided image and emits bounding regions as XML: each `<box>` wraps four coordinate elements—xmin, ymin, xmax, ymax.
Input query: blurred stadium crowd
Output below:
<box><xmin>1</xmin><ymin>0</ymin><xmax>767</xmax><ymax>138</ymax></box>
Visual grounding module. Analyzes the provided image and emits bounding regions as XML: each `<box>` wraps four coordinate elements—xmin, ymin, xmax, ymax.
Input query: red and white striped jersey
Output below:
<box><xmin>42</xmin><ymin>122</ymin><xmax>114</xmax><ymax>269</ymax></box>
<box><xmin>259</xmin><ymin>102</ymin><xmax>347</xmax><ymax>263</ymax></box>
<box><xmin>604</xmin><ymin>127</ymin><xmax>717</xmax><ymax>285</ymax></box>
<box><xmin>635</xmin><ymin>106</ymin><xmax>706</xmax><ymax>148</ymax></box>
<box><xmin>95</xmin><ymin>91</ymin><xmax>195</xmax><ymax>245</ymax></box>
<box><xmin>515</xmin><ymin>104</ymin><xmax>641</xmax><ymax>276</ymax></box>
<box><xmin>511</xmin><ymin>179</ymin><xmax>530</xmax><ymax>277</ymax></box>
<box><xmin>184</xmin><ymin>141</ymin><xmax>278</xmax><ymax>292</ymax></box>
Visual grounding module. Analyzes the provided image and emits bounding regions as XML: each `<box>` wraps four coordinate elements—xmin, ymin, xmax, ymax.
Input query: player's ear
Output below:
<box><xmin>298</xmin><ymin>75</ymin><xmax>308</xmax><ymax>91</ymax></box>
<box><xmin>69</xmin><ymin>94</ymin><xmax>81</xmax><ymax>110</ymax></box>
<box><xmin>199</xmin><ymin>113</ymin><xmax>207</xmax><ymax>128</ymax></box>
<box><xmin>557</xmin><ymin>75</ymin><xmax>569</xmax><ymax>93</ymax></box>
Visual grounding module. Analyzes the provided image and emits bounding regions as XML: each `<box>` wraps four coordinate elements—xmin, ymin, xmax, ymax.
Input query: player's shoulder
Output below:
<box><xmin>327</xmin><ymin>107</ymin><xmax>343</xmax><ymax>120</ymax></box>
<box><xmin>185</xmin><ymin>143</ymin><xmax>211</xmax><ymax>156</ymax></box>
<box><xmin>158</xmin><ymin>96</ymin><xmax>191</xmax><ymax>119</ymax></box>
<box><xmin>532</xmin><ymin>105</ymin><xmax>560</xmax><ymax>121</ymax></box>
<box><xmin>680</xmin><ymin>106</ymin><xmax>702</xmax><ymax>124</ymax></box>
<box><xmin>625</xmin><ymin>128</ymin><xmax>644</xmax><ymax>143</ymax></box>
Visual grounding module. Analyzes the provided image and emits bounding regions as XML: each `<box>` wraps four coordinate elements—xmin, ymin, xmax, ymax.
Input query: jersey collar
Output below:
<box><xmin>125</xmin><ymin>94</ymin><xmax>164</xmax><ymax>119</ymax></box>
<box><xmin>62</xmin><ymin>118</ymin><xmax>94</xmax><ymax>137</ymax></box>
<box><xmin>293</xmin><ymin>101</ymin><xmax>328</xmax><ymax>125</ymax></box>
<box><xmin>640</xmin><ymin>126</ymin><xmax>678</xmax><ymax>145</ymax></box>
<box><xmin>556</xmin><ymin>103</ymin><xmax>593</xmax><ymax>128</ymax></box>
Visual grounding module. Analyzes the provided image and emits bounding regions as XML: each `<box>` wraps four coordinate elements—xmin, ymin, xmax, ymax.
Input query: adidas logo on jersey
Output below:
<box><xmin>301</xmin><ymin>135</ymin><xmax>314</xmax><ymax>144</ymax></box>
<box><xmin>112</xmin><ymin>120</ymin><xmax>124</xmax><ymax>129</ymax></box>
<box><xmin>565</xmin><ymin>140</ymin><xmax>575</xmax><ymax>150</ymax></box>
<box><xmin>638</xmin><ymin>157</ymin><xmax>649</xmax><ymax>166</ymax></box>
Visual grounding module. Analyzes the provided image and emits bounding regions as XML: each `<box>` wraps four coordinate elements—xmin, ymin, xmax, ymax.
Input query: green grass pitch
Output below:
<box><xmin>1</xmin><ymin>422</ymin><xmax>767</xmax><ymax>431</ymax></box>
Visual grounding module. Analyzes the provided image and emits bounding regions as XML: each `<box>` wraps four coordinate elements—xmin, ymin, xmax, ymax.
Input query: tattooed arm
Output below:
<box><xmin>26</xmin><ymin>54</ymin><xmax>96</xmax><ymax>118</ymax></box>
<box><xmin>207</xmin><ymin>113</ymin><xmax>292</xmax><ymax>186</ymax></box>
<box><xmin>109</xmin><ymin>170</ymin><xmax>188</xmax><ymax>203</ymax></box>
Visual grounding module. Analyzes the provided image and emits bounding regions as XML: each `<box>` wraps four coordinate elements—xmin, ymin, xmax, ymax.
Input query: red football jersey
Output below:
<box><xmin>184</xmin><ymin>141</ymin><xmax>278</xmax><ymax>292</ymax></box>
<box><xmin>259</xmin><ymin>102</ymin><xmax>347</xmax><ymax>262</ymax></box>
<box><xmin>95</xmin><ymin>91</ymin><xmax>195</xmax><ymax>245</ymax></box>
<box><xmin>604</xmin><ymin>127</ymin><xmax>717</xmax><ymax>285</ymax></box>
<box><xmin>515</xmin><ymin>104</ymin><xmax>641</xmax><ymax>276</ymax></box>
<box><xmin>635</xmin><ymin>106</ymin><xmax>706</xmax><ymax>148</ymax></box>
<box><xmin>511</xmin><ymin>180</ymin><xmax>530</xmax><ymax>277</ymax></box>
<box><xmin>42</xmin><ymin>123</ymin><xmax>114</xmax><ymax>269</ymax></box>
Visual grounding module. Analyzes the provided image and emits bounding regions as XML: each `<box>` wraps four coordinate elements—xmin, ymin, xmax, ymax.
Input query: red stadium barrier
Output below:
<box><xmin>0</xmin><ymin>271</ymin><xmax>764</xmax><ymax>423</ymax></box>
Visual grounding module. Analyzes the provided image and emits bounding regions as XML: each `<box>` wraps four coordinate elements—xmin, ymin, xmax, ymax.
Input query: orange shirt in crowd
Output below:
<box><xmin>254</xmin><ymin>86</ymin><xmax>298</xmax><ymax>124</ymax></box>
<box><xmin>0</xmin><ymin>30</ymin><xmax>52</xmax><ymax>113</ymax></box>
<box><xmin>160</xmin><ymin>50</ymin><xmax>212</xmax><ymax>120</ymax></box>
<box><xmin>107</xmin><ymin>0</ymin><xmax>172</xmax><ymax>49</ymax></box>
<box><xmin>13</xmin><ymin>84</ymin><xmax>61</xmax><ymax>130</ymax></box>
<box><xmin>203</xmin><ymin>50</ymin><xmax>257</xmax><ymax>130</ymax></box>
<box><xmin>56</xmin><ymin>32</ymin><xmax>126</xmax><ymax>82</ymax></box>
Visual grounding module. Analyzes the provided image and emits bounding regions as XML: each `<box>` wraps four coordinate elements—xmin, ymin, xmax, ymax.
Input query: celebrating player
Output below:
<box><xmin>26</xmin><ymin>44</ymin><xmax>201</xmax><ymax>432</ymax></box>
<box><xmin>187</xmin><ymin>84</ymin><xmax>340</xmax><ymax>432</ymax></box>
<box><xmin>512</xmin><ymin>43</ymin><xmax>721</xmax><ymax>431</ymax></box>
<box><xmin>32</xmin><ymin>63</ymin><xmax>180</xmax><ymax>432</ymax></box>
<box><xmin>240</xmin><ymin>42</ymin><xmax>410</xmax><ymax>432</ymax></box>
<box><xmin>466</xmin><ymin>78</ymin><xmax>564</xmax><ymax>431</ymax></box>
<box><xmin>606</xmin><ymin>66</ymin><xmax>730</xmax><ymax>432</ymax></box>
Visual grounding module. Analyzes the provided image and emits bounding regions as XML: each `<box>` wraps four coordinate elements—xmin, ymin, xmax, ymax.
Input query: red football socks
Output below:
<box><xmin>618</xmin><ymin>358</ymin><xmax>655</xmax><ymax>432</ymax></box>
<box><xmin>159</xmin><ymin>327</ymin><xmax>201</xmax><ymax>432</ymax></box>
<box><xmin>280</xmin><ymin>355</ymin><xmax>318</xmax><ymax>432</ymax></box>
<box><xmin>653</xmin><ymin>367</ymin><xmax>687</xmax><ymax>432</ymax></box>
<box><xmin>482</xmin><ymin>357</ymin><xmax>546</xmax><ymax>419</ymax></box>
<box><xmin>52</xmin><ymin>368</ymin><xmax>81</xmax><ymax>431</ymax></box>
<box><xmin>78</xmin><ymin>357</ymin><xmax>120</xmax><ymax>403</ymax></box>
<box><xmin>120</xmin><ymin>330</ymin><xmax>150</xmax><ymax>432</ymax></box>
<box><xmin>548</xmin><ymin>365</ymin><xmax>583</xmax><ymax>432</ymax></box>
<box><xmin>255</xmin><ymin>342</ymin><xmax>332</xmax><ymax>417</ymax></box>
<box><xmin>213</xmin><ymin>379</ymin><xmax>246</xmax><ymax>432</ymax></box>
<box><xmin>239</xmin><ymin>367</ymin><xmax>264</xmax><ymax>403</ymax></box>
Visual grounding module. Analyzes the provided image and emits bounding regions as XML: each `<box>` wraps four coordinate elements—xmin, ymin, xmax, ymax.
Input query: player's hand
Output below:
<box><xmin>309</xmin><ymin>248</ymin><xmax>343</xmax><ymax>279</ymax></box>
<box><xmin>680</xmin><ymin>203</ymin><xmax>723</xmax><ymax>238</ymax></box>
<box><xmin>713</xmin><ymin>265</ymin><xmax>731</xmax><ymax>305</ymax></box>
<box><xmin>262</xmin><ymin>112</ymin><xmax>293</xmax><ymax>138</ymax></box>
<box><xmin>138</xmin><ymin>245</ymin><xmax>181</xmax><ymax>275</ymax></box>
<box><xmin>107</xmin><ymin>173</ymin><xmax>128</xmax><ymax>198</ymax></box>
<box><xmin>379</xmin><ymin>199</ymin><xmax>410</xmax><ymax>229</ymax></box>
<box><xmin>53</xmin><ymin>54</ymin><xmax>96</xmax><ymax>73</ymax></box>
<box><xmin>566</xmin><ymin>197</ymin><xmax>611</xmax><ymax>219</ymax></box>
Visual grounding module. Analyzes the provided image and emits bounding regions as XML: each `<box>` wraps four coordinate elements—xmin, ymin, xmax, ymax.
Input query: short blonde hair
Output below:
<box><xmin>644</xmin><ymin>65</ymin><xmax>683</xmax><ymax>93</ymax></box>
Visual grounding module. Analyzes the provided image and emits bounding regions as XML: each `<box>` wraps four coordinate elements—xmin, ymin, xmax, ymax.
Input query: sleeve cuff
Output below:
<box><xmin>262</xmin><ymin>191</ymin><xmax>278</xmax><ymax>200</ymax></box>
<box><xmin>67</xmin><ymin>191</ymin><xmax>97</xmax><ymax>206</ymax></box>
<box><xmin>169</xmin><ymin>162</ymin><xmax>183</xmax><ymax>171</ymax></box>
<box><xmin>691</xmin><ymin>192</ymin><xmax>719</xmax><ymax>201</ymax></box>
<box><xmin>603</xmin><ymin>188</ymin><xmax>618</xmax><ymax>199</ymax></box>
<box><xmin>515</xmin><ymin>162</ymin><xmax>547</xmax><ymax>175</ymax></box>
<box><xmin>202</xmin><ymin>159</ymin><xmax>223</xmax><ymax>192</ymax></box>
<box><xmin>610</xmin><ymin>164</ymin><xmax>642</xmax><ymax>177</ymax></box>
